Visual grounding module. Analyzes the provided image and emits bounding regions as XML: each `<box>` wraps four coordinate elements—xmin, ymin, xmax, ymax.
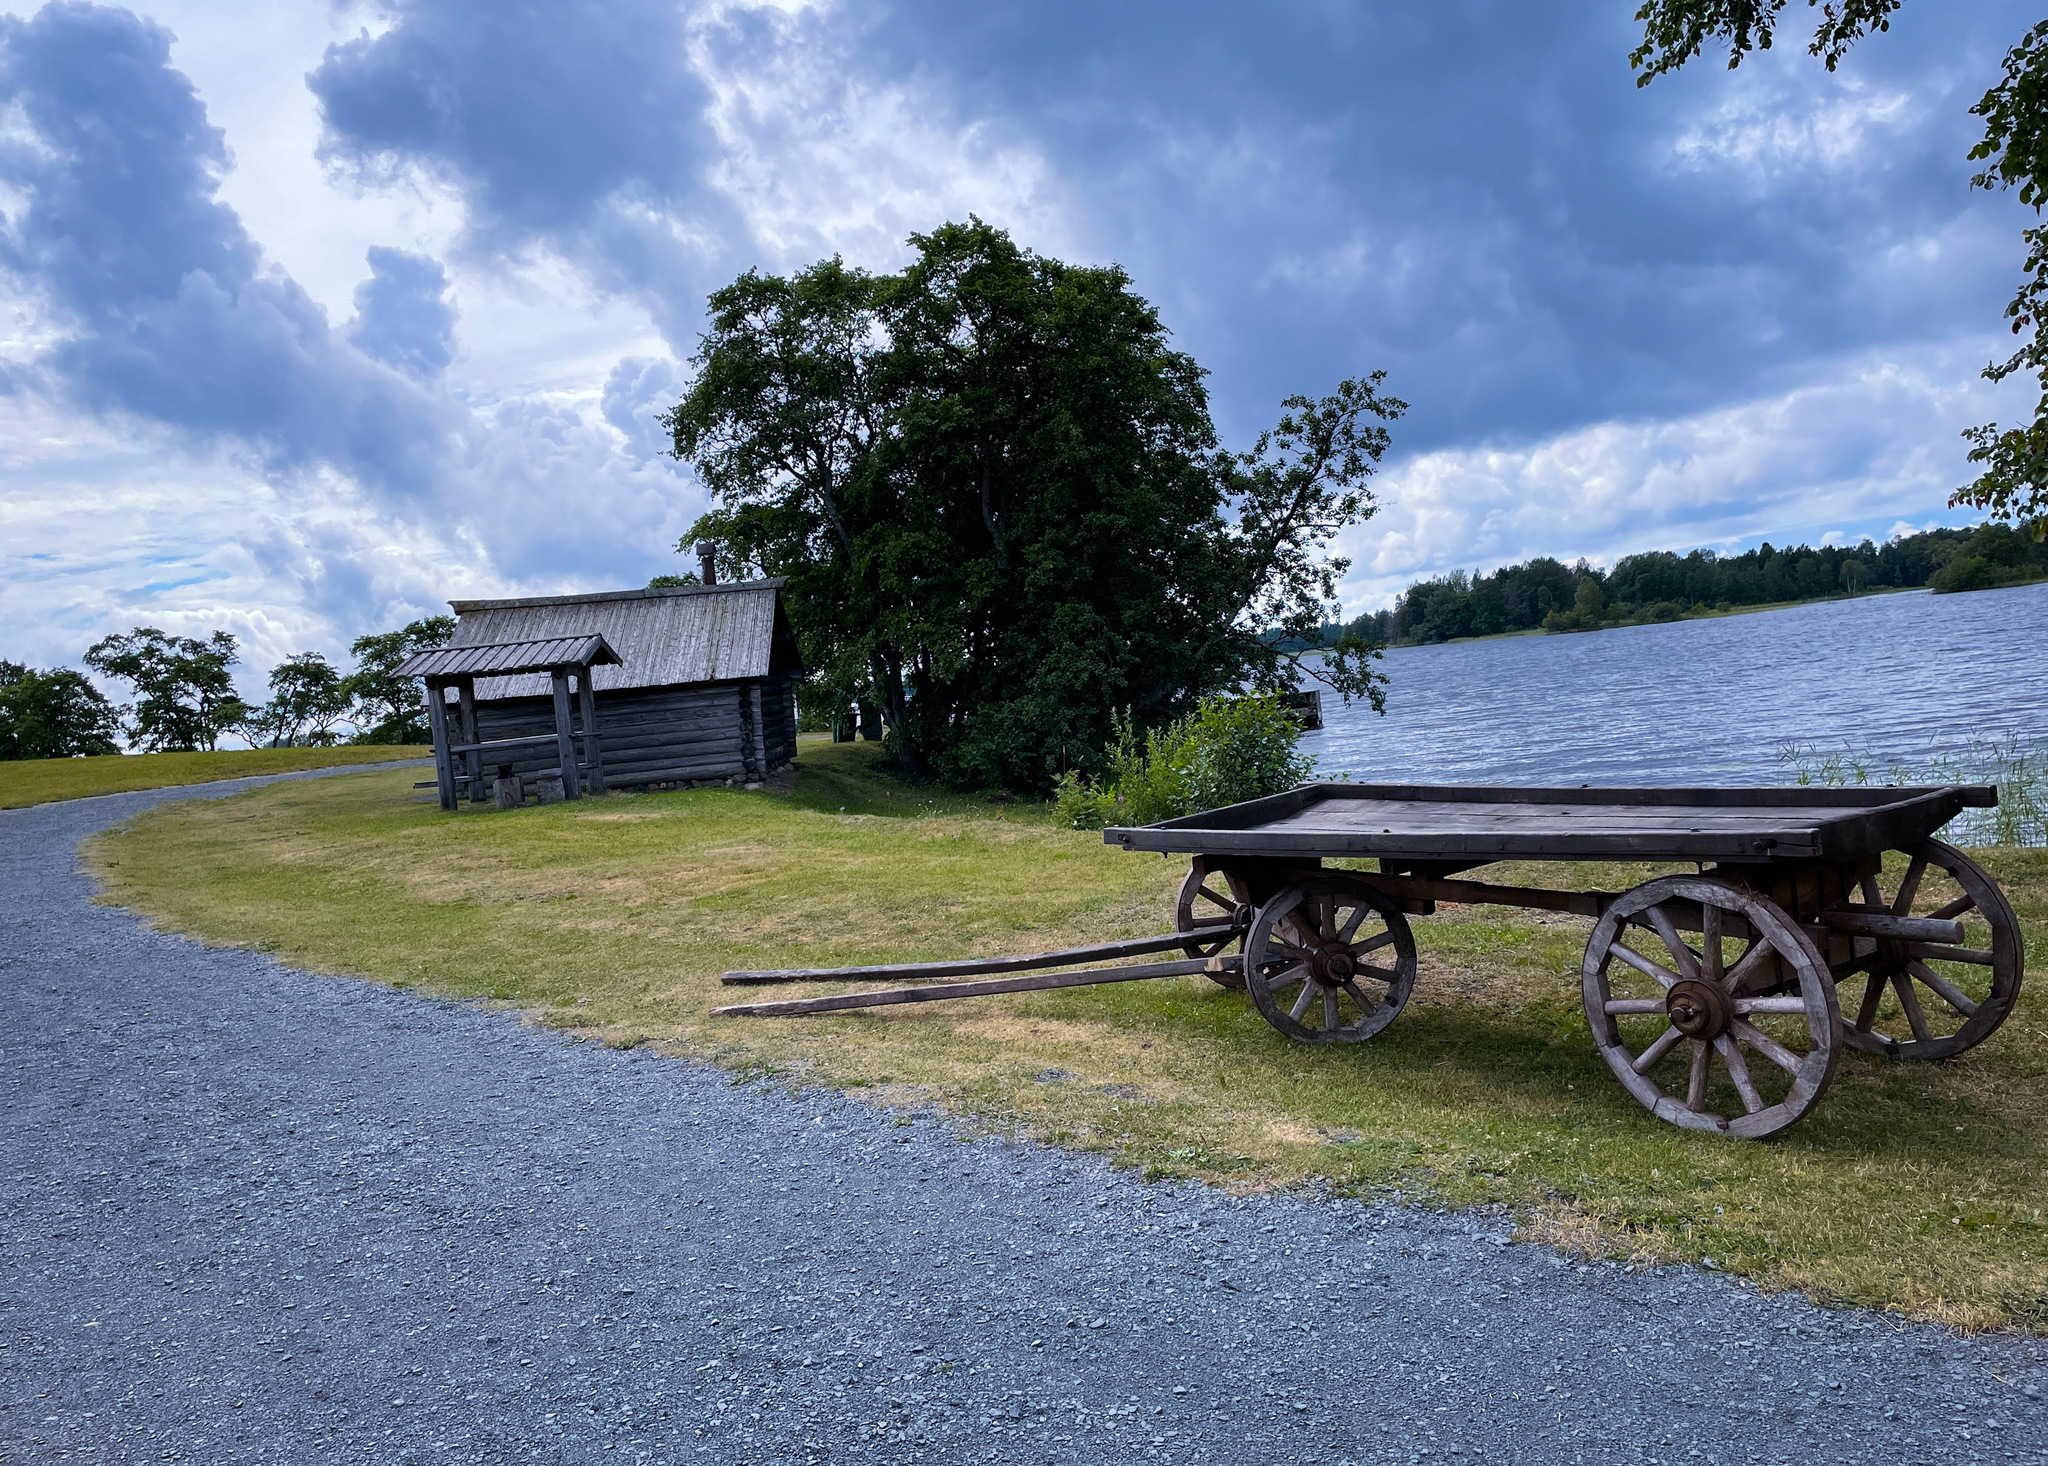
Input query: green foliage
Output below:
<box><xmin>667</xmin><ymin>219</ymin><xmax>1395</xmax><ymax>793</ymax></box>
<box><xmin>1054</xmin><ymin>695</ymin><xmax>1313</xmax><ymax>829</ymax></box>
<box><xmin>243</xmin><ymin>652</ymin><xmax>351</xmax><ymax>749</ymax></box>
<box><xmin>83</xmin><ymin>627</ymin><xmax>246</xmax><ymax>752</ymax></box>
<box><xmin>1927</xmin><ymin>521</ymin><xmax>2048</xmax><ymax>593</ymax></box>
<box><xmin>1353</xmin><ymin>527</ymin><xmax>2024</xmax><ymax>645</ymax></box>
<box><xmin>1626</xmin><ymin>1</ymin><xmax>2048</xmax><ymax>536</ymax></box>
<box><xmin>344</xmin><ymin>616</ymin><xmax>454</xmax><ymax>744</ymax></box>
<box><xmin>0</xmin><ymin>662</ymin><xmax>121</xmax><ymax>759</ymax></box>
<box><xmin>646</xmin><ymin>572</ymin><xmax>700</xmax><ymax>588</ymax></box>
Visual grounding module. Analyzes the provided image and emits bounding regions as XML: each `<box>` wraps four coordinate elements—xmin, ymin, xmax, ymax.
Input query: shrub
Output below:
<box><xmin>1055</xmin><ymin>695</ymin><xmax>1314</xmax><ymax>829</ymax></box>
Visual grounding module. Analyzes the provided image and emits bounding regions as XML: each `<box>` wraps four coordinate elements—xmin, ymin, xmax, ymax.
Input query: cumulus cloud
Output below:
<box><xmin>0</xmin><ymin>1</ymin><xmax>453</xmax><ymax>500</ymax></box>
<box><xmin>347</xmin><ymin>246</ymin><xmax>456</xmax><ymax>378</ymax></box>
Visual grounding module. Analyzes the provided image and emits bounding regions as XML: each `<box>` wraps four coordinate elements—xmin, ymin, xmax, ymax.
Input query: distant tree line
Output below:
<box><xmin>0</xmin><ymin>617</ymin><xmax>453</xmax><ymax>760</ymax></box>
<box><xmin>1334</xmin><ymin>524</ymin><xmax>2048</xmax><ymax>649</ymax></box>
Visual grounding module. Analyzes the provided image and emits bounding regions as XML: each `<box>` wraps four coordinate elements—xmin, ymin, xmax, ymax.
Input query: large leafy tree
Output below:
<box><xmin>1628</xmin><ymin>1</ymin><xmax>2048</xmax><ymax>535</ymax></box>
<box><xmin>0</xmin><ymin>662</ymin><xmax>122</xmax><ymax>759</ymax></box>
<box><xmin>83</xmin><ymin>628</ymin><xmax>246</xmax><ymax>752</ymax></box>
<box><xmin>667</xmin><ymin>220</ymin><xmax>1398</xmax><ymax>790</ymax></box>
<box><xmin>244</xmin><ymin>652</ymin><xmax>353</xmax><ymax>748</ymax></box>
<box><xmin>344</xmin><ymin>615</ymin><xmax>454</xmax><ymax>744</ymax></box>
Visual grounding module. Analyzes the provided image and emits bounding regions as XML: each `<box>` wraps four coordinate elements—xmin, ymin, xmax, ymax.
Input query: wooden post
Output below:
<box><xmin>746</xmin><ymin>683</ymin><xmax>766</xmax><ymax>783</ymax></box>
<box><xmin>425</xmin><ymin>680</ymin><xmax>456</xmax><ymax>812</ymax></box>
<box><xmin>456</xmin><ymin>678</ymin><xmax>482</xmax><ymax>802</ymax></box>
<box><xmin>576</xmin><ymin>668</ymin><xmax>606</xmax><ymax>794</ymax></box>
<box><xmin>551</xmin><ymin>669</ymin><xmax>582</xmax><ymax>800</ymax></box>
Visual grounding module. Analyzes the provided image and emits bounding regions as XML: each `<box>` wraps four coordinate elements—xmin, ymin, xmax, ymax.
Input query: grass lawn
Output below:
<box><xmin>85</xmin><ymin>740</ymin><xmax>2048</xmax><ymax>1329</ymax></box>
<box><xmin>3</xmin><ymin>746</ymin><xmax>432</xmax><ymax>810</ymax></box>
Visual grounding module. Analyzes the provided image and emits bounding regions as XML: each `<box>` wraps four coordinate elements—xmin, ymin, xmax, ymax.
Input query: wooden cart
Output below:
<box><xmin>717</xmin><ymin>783</ymin><xmax>2022</xmax><ymax>1138</ymax></box>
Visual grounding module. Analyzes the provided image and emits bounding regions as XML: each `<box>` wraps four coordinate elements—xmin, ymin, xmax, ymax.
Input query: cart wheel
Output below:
<box><xmin>1831</xmin><ymin>839</ymin><xmax>2023</xmax><ymax>1062</ymax></box>
<box><xmin>1177</xmin><ymin>856</ymin><xmax>1248</xmax><ymax>988</ymax></box>
<box><xmin>1243</xmin><ymin>875</ymin><xmax>1416</xmax><ymax>1043</ymax></box>
<box><xmin>1583</xmin><ymin>877</ymin><xmax>1839</xmax><ymax>1139</ymax></box>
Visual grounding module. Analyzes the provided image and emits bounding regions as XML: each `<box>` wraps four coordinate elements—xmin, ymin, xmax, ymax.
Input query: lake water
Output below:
<box><xmin>1303</xmin><ymin>581</ymin><xmax>2048</xmax><ymax>788</ymax></box>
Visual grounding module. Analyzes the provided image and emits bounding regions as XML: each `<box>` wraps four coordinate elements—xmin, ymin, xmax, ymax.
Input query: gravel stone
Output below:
<box><xmin>5</xmin><ymin>769</ymin><xmax>2048</xmax><ymax>1463</ymax></box>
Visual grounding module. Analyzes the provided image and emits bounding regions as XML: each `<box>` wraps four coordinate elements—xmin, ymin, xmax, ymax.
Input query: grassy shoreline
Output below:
<box><xmin>84</xmin><ymin>744</ymin><xmax>2048</xmax><ymax>1330</ymax></box>
<box><xmin>2</xmin><ymin>746</ymin><xmax>432</xmax><ymax>810</ymax></box>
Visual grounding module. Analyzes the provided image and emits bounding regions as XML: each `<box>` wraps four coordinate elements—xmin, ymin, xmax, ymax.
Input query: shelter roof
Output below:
<box><xmin>445</xmin><ymin>579</ymin><xmax>800</xmax><ymax>699</ymax></box>
<box><xmin>394</xmin><ymin>634</ymin><xmax>623</xmax><ymax>682</ymax></box>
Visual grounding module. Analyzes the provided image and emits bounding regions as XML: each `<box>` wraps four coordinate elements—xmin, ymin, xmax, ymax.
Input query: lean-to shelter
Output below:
<box><xmin>441</xmin><ymin>578</ymin><xmax>803</xmax><ymax>794</ymax></box>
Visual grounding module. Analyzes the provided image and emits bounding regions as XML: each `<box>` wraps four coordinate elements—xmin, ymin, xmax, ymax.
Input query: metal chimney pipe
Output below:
<box><xmin>695</xmin><ymin>541</ymin><xmax>717</xmax><ymax>585</ymax></box>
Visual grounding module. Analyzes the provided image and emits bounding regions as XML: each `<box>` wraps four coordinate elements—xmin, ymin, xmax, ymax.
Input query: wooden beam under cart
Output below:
<box><xmin>712</xmin><ymin>954</ymin><xmax>1240</xmax><ymax>1017</ymax></box>
<box><xmin>721</xmin><ymin>930</ymin><xmax>1217</xmax><ymax>985</ymax></box>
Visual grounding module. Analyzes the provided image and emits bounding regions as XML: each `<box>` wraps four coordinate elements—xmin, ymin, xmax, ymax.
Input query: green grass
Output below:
<box><xmin>2</xmin><ymin>746</ymin><xmax>433</xmax><ymax>809</ymax></box>
<box><xmin>84</xmin><ymin>742</ymin><xmax>2048</xmax><ymax>1330</ymax></box>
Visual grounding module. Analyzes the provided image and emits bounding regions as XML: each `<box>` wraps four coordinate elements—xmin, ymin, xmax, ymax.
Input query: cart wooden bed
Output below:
<box><xmin>716</xmin><ymin>782</ymin><xmax>2021</xmax><ymax>1138</ymax></box>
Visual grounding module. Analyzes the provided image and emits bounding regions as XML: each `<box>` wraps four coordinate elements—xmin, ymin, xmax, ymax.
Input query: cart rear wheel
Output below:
<box><xmin>1176</xmin><ymin>856</ymin><xmax>1249</xmax><ymax>988</ymax></box>
<box><xmin>1584</xmin><ymin>877</ymin><xmax>1839</xmax><ymax>1139</ymax></box>
<box><xmin>1244</xmin><ymin>876</ymin><xmax>1416</xmax><ymax>1043</ymax></box>
<box><xmin>1830</xmin><ymin>840</ymin><xmax>2023</xmax><ymax>1062</ymax></box>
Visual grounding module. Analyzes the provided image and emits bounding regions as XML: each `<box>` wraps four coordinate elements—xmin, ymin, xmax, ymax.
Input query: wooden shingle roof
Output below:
<box><xmin>393</xmin><ymin>634</ymin><xmax>623</xmax><ymax>682</ymax></box>
<box><xmin>446</xmin><ymin>580</ymin><xmax>800</xmax><ymax>699</ymax></box>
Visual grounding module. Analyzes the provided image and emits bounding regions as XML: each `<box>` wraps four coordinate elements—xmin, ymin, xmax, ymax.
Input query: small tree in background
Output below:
<box><xmin>0</xmin><ymin>662</ymin><xmax>122</xmax><ymax>759</ymax></box>
<box><xmin>244</xmin><ymin>652</ymin><xmax>353</xmax><ymax>748</ymax></box>
<box><xmin>344</xmin><ymin>615</ymin><xmax>453</xmax><ymax>744</ymax></box>
<box><xmin>1055</xmin><ymin>695</ymin><xmax>1315</xmax><ymax>829</ymax></box>
<box><xmin>83</xmin><ymin>628</ymin><xmax>246</xmax><ymax>752</ymax></box>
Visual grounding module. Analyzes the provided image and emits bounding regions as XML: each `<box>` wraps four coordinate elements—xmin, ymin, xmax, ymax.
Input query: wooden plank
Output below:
<box><xmin>746</xmin><ymin>683</ymin><xmax>766</xmax><ymax>781</ymax></box>
<box><xmin>721</xmin><ymin>931</ymin><xmax>1213</xmax><ymax>985</ymax></box>
<box><xmin>456</xmin><ymin>678</ymin><xmax>483</xmax><ymax>801</ymax></box>
<box><xmin>577</xmin><ymin>670</ymin><xmax>606</xmax><ymax>795</ymax></box>
<box><xmin>425</xmin><ymin>681</ymin><xmax>457</xmax><ymax>812</ymax></box>
<box><xmin>551</xmin><ymin>670</ymin><xmax>581</xmax><ymax>800</ymax></box>
<box><xmin>1357</xmin><ymin>872</ymin><xmax>1613</xmax><ymax>917</ymax></box>
<box><xmin>712</xmin><ymin>955</ymin><xmax>1238</xmax><ymax>1017</ymax></box>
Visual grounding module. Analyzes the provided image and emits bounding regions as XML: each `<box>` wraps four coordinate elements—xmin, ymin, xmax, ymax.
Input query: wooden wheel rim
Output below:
<box><xmin>1583</xmin><ymin>876</ymin><xmax>1840</xmax><ymax>1139</ymax></box>
<box><xmin>1176</xmin><ymin>855</ymin><xmax>1248</xmax><ymax>989</ymax></box>
<box><xmin>1832</xmin><ymin>839</ymin><xmax>2023</xmax><ymax>1062</ymax></box>
<box><xmin>1244</xmin><ymin>876</ymin><xmax>1416</xmax><ymax>1044</ymax></box>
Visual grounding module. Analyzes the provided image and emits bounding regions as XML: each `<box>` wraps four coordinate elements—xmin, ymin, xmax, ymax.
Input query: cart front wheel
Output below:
<box><xmin>1830</xmin><ymin>840</ymin><xmax>2023</xmax><ymax>1062</ymax></box>
<box><xmin>1177</xmin><ymin>855</ymin><xmax>1249</xmax><ymax>989</ymax></box>
<box><xmin>1244</xmin><ymin>876</ymin><xmax>1416</xmax><ymax>1043</ymax></box>
<box><xmin>1584</xmin><ymin>877</ymin><xmax>1839</xmax><ymax>1139</ymax></box>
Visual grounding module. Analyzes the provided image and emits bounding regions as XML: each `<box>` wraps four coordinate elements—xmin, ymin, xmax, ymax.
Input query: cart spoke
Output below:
<box><xmin>1643</xmin><ymin>906</ymin><xmax>1702</xmax><ymax>981</ymax></box>
<box><xmin>1290</xmin><ymin>981</ymin><xmax>1321</xmax><ymax>1024</ymax></box>
<box><xmin>1890</xmin><ymin>857</ymin><xmax>1927</xmax><ymax>916</ymax></box>
<box><xmin>1730</xmin><ymin>1019</ymin><xmax>1802</xmax><ymax>1075</ymax></box>
<box><xmin>1911</xmin><ymin>944</ymin><xmax>1995</xmax><ymax>967</ymax></box>
<box><xmin>1630</xmin><ymin>1024</ymin><xmax>1686</xmax><ymax>1075</ymax></box>
<box><xmin>1852</xmin><ymin>971</ymin><xmax>1885</xmax><ymax>1032</ymax></box>
<box><xmin>1610</xmin><ymin>943</ymin><xmax>1682</xmax><ymax>989</ymax></box>
<box><xmin>1341</xmin><ymin>980</ymin><xmax>1379</xmax><ymax>1015</ymax></box>
<box><xmin>1196</xmin><ymin>883</ymin><xmax>1234</xmax><ymax>911</ymax></box>
<box><xmin>1859</xmin><ymin>874</ymin><xmax>1884</xmax><ymax>908</ymax></box>
<box><xmin>1927</xmin><ymin>893</ymin><xmax>1976</xmax><ymax>923</ymax></box>
<box><xmin>1266</xmin><ymin>962</ymin><xmax>1309</xmax><ymax>992</ymax></box>
<box><xmin>1603</xmin><ymin>998</ymin><xmax>1668</xmax><ymax>1015</ymax></box>
<box><xmin>1685</xmin><ymin>1040</ymin><xmax>1710</xmax><ymax>1111</ymax></box>
<box><xmin>1323</xmin><ymin>988</ymin><xmax>1340</xmax><ymax>1032</ymax></box>
<box><xmin>1354</xmin><ymin>929</ymin><xmax>1397</xmax><ymax>955</ymax></box>
<box><xmin>1702</xmin><ymin>903</ymin><xmax>1724</xmax><ymax>985</ymax></box>
<box><xmin>1907</xmin><ymin>960</ymin><xmax>1980</xmax><ymax>1018</ymax></box>
<box><xmin>1890</xmin><ymin>973</ymin><xmax>1934</xmax><ymax>1044</ymax></box>
<box><xmin>1354</xmin><ymin>963</ymin><xmax>1401</xmax><ymax>984</ymax></box>
<box><xmin>1712</xmin><ymin>1035</ymin><xmax>1765</xmax><ymax>1113</ymax></box>
<box><xmin>1722</xmin><ymin>939</ymin><xmax>1779</xmax><ymax>996</ymax></box>
<box><xmin>1337</xmin><ymin>904</ymin><xmax>1371</xmax><ymax>944</ymax></box>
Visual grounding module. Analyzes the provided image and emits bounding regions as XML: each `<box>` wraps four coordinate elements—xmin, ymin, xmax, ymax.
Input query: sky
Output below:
<box><xmin>0</xmin><ymin>0</ymin><xmax>2036</xmax><ymax>697</ymax></box>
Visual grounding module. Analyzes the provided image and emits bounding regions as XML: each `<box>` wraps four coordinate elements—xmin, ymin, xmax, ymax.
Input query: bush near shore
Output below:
<box><xmin>83</xmin><ymin>740</ymin><xmax>2048</xmax><ymax>1330</ymax></box>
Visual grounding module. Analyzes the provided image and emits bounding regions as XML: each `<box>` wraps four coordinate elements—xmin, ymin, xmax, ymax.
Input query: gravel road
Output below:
<box><xmin>4</xmin><ymin>769</ymin><xmax>2047</xmax><ymax>1465</ymax></box>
